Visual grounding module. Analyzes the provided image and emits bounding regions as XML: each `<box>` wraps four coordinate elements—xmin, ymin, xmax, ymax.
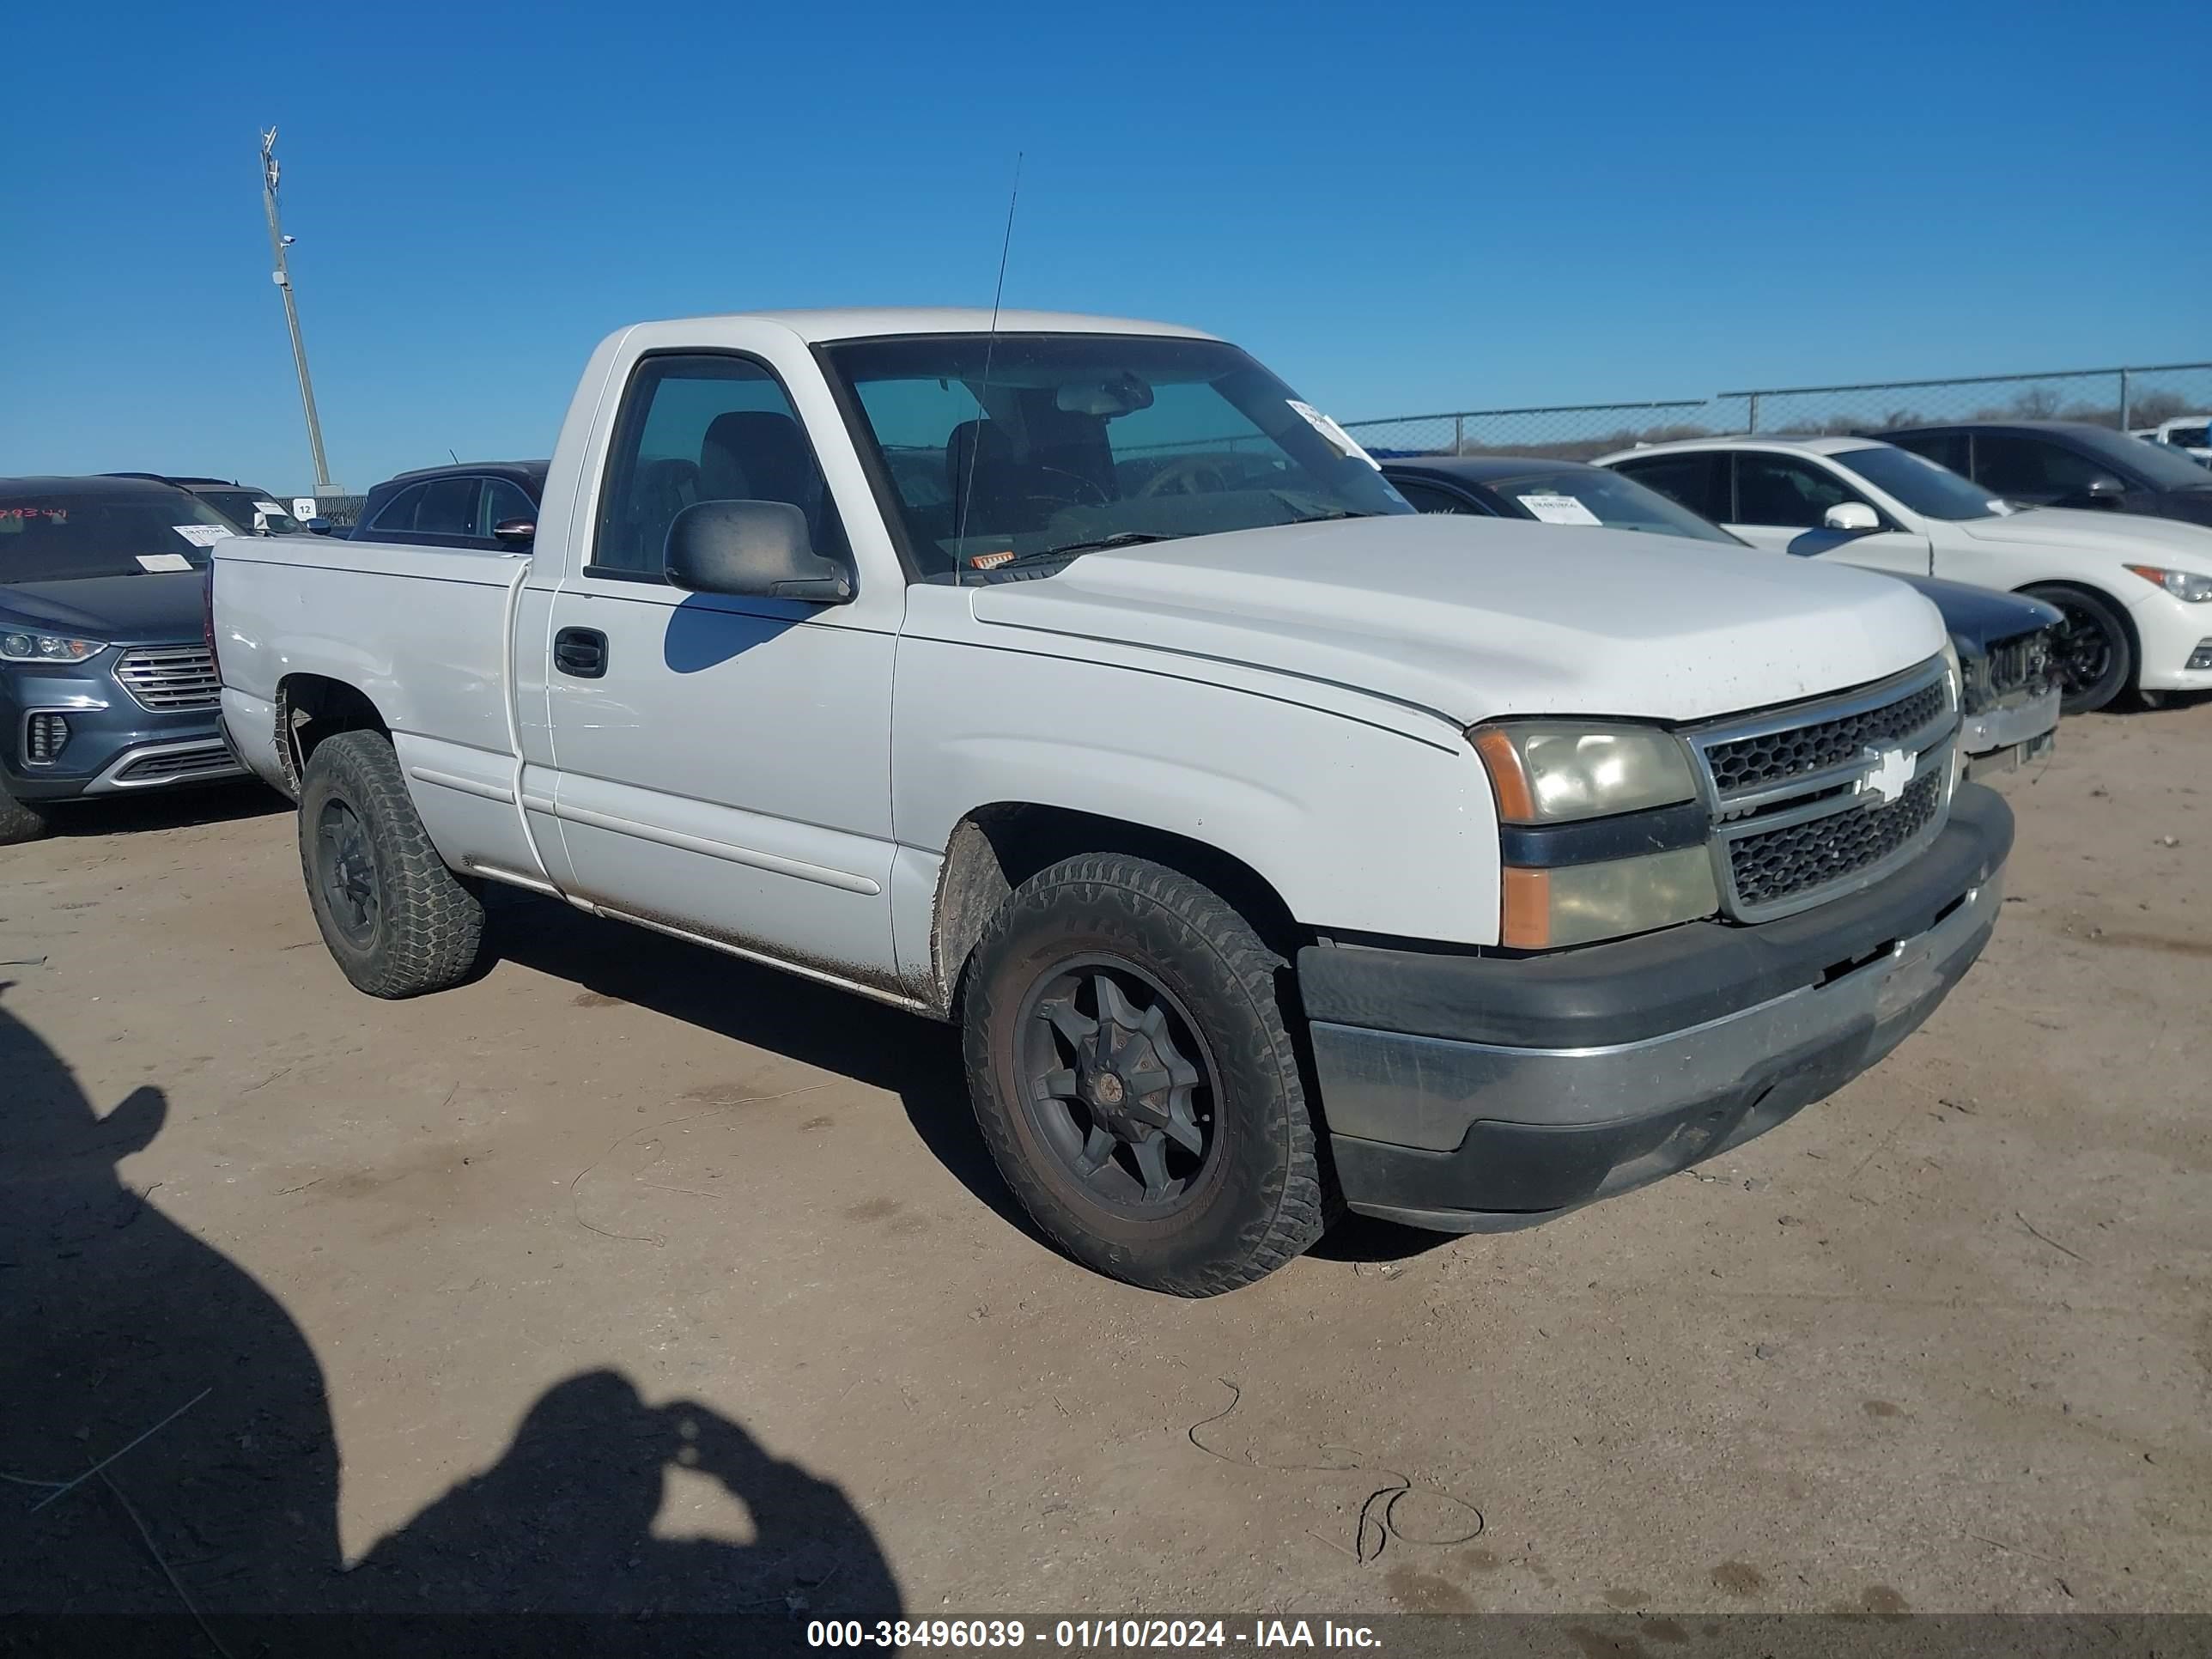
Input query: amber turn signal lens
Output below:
<box><xmin>1470</xmin><ymin>727</ymin><xmax>1537</xmax><ymax>822</ymax></box>
<box><xmin>1498</xmin><ymin>866</ymin><xmax>1553</xmax><ymax>949</ymax></box>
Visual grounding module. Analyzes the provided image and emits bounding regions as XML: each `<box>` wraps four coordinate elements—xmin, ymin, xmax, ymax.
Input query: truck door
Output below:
<box><xmin>541</xmin><ymin>351</ymin><xmax>899</xmax><ymax>985</ymax></box>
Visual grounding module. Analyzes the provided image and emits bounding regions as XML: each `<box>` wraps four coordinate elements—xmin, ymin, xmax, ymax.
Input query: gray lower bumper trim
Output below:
<box><xmin>1961</xmin><ymin>686</ymin><xmax>2059</xmax><ymax>757</ymax></box>
<box><xmin>82</xmin><ymin>738</ymin><xmax>248</xmax><ymax>794</ymax></box>
<box><xmin>1310</xmin><ymin>871</ymin><xmax>2003</xmax><ymax>1151</ymax></box>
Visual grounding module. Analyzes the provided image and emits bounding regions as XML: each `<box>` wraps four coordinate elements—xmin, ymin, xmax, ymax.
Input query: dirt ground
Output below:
<box><xmin>3</xmin><ymin>698</ymin><xmax>2207</xmax><ymax>1636</ymax></box>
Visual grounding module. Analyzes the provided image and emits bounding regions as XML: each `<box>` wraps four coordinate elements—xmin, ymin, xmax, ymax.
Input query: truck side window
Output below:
<box><xmin>591</xmin><ymin>355</ymin><xmax>850</xmax><ymax>579</ymax></box>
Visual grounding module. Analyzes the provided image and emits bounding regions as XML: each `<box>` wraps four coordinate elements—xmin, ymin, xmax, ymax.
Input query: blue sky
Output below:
<box><xmin>3</xmin><ymin>0</ymin><xmax>2203</xmax><ymax>492</ymax></box>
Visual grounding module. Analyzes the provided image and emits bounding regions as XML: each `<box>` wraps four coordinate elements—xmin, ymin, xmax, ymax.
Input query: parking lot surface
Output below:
<box><xmin>3</xmin><ymin>701</ymin><xmax>2208</xmax><ymax>1624</ymax></box>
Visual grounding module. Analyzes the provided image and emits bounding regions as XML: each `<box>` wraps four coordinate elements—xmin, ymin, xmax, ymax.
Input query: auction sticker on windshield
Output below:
<box><xmin>1516</xmin><ymin>493</ymin><xmax>1602</xmax><ymax>526</ymax></box>
<box><xmin>171</xmin><ymin>524</ymin><xmax>235</xmax><ymax>548</ymax></box>
<box><xmin>1286</xmin><ymin>400</ymin><xmax>1381</xmax><ymax>469</ymax></box>
<box><xmin>137</xmin><ymin>553</ymin><xmax>197</xmax><ymax>572</ymax></box>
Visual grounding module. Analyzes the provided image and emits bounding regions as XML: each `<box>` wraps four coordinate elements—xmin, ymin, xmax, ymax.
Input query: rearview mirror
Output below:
<box><xmin>1823</xmin><ymin>501</ymin><xmax>1881</xmax><ymax>533</ymax></box>
<box><xmin>665</xmin><ymin>500</ymin><xmax>853</xmax><ymax>603</ymax></box>
<box><xmin>306</xmin><ymin>517</ymin><xmax>335</xmax><ymax>536</ymax></box>
<box><xmin>2083</xmin><ymin>476</ymin><xmax>2125</xmax><ymax>502</ymax></box>
<box><xmin>492</xmin><ymin>517</ymin><xmax>537</xmax><ymax>548</ymax></box>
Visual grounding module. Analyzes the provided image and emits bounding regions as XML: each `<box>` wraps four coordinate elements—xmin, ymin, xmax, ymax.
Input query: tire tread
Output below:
<box><xmin>963</xmin><ymin>852</ymin><xmax>1333</xmax><ymax>1297</ymax></box>
<box><xmin>299</xmin><ymin>731</ymin><xmax>483</xmax><ymax>998</ymax></box>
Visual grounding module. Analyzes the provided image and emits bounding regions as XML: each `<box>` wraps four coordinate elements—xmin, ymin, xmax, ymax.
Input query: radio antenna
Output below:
<box><xmin>953</xmin><ymin>150</ymin><xmax>1023</xmax><ymax>584</ymax></box>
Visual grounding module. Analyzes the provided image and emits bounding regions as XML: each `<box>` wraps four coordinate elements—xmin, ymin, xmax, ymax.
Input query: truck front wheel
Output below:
<box><xmin>297</xmin><ymin>730</ymin><xmax>484</xmax><ymax>999</ymax></box>
<box><xmin>962</xmin><ymin>853</ymin><xmax>1333</xmax><ymax>1296</ymax></box>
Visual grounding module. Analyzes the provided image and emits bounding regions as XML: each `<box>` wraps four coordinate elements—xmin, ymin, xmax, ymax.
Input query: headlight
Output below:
<box><xmin>1471</xmin><ymin>720</ymin><xmax>1717</xmax><ymax>948</ymax></box>
<box><xmin>0</xmin><ymin>632</ymin><xmax>106</xmax><ymax>662</ymax></box>
<box><xmin>1941</xmin><ymin>635</ymin><xmax>1962</xmax><ymax>708</ymax></box>
<box><xmin>1468</xmin><ymin>720</ymin><xmax>1699</xmax><ymax>823</ymax></box>
<box><xmin>2125</xmin><ymin>565</ymin><xmax>2212</xmax><ymax>603</ymax></box>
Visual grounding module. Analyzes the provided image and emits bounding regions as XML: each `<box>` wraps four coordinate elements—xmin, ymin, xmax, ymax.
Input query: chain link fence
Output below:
<box><xmin>1343</xmin><ymin>400</ymin><xmax>1717</xmax><ymax>461</ymax></box>
<box><xmin>1724</xmin><ymin>362</ymin><xmax>2212</xmax><ymax>438</ymax></box>
<box><xmin>1345</xmin><ymin>362</ymin><xmax>2212</xmax><ymax>459</ymax></box>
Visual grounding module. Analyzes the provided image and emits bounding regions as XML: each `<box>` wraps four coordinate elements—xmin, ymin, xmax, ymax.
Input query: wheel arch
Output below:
<box><xmin>929</xmin><ymin>802</ymin><xmax>1302</xmax><ymax>1016</ymax></box>
<box><xmin>2014</xmin><ymin>579</ymin><xmax>2142</xmax><ymax>693</ymax></box>
<box><xmin>275</xmin><ymin>674</ymin><xmax>391</xmax><ymax>795</ymax></box>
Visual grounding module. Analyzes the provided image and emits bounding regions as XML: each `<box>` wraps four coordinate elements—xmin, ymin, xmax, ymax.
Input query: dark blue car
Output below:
<box><xmin>0</xmin><ymin>476</ymin><xmax>248</xmax><ymax>842</ymax></box>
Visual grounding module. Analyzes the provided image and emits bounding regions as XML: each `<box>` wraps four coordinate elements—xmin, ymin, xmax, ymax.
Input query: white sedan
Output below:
<box><xmin>1595</xmin><ymin>434</ymin><xmax>2212</xmax><ymax>714</ymax></box>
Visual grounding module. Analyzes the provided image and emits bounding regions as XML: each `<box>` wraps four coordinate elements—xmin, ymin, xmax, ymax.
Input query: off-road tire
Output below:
<box><xmin>0</xmin><ymin>779</ymin><xmax>51</xmax><ymax>846</ymax></box>
<box><xmin>297</xmin><ymin>730</ymin><xmax>483</xmax><ymax>998</ymax></box>
<box><xmin>962</xmin><ymin>853</ymin><xmax>1334</xmax><ymax>1296</ymax></box>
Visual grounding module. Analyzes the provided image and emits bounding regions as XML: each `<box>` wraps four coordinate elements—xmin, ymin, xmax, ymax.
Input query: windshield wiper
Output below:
<box><xmin>994</xmin><ymin>531</ymin><xmax>1176</xmax><ymax>569</ymax></box>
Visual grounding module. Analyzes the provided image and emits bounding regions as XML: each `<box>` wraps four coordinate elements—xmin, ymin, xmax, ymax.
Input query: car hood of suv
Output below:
<box><xmin>0</xmin><ymin>572</ymin><xmax>209</xmax><ymax>647</ymax></box>
<box><xmin>1955</xmin><ymin>506</ymin><xmax>2212</xmax><ymax>570</ymax></box>
<box><xmin>969</xmin><ymin>513</ymin><xmax>1945</xmax><ymax>726</ymax></box>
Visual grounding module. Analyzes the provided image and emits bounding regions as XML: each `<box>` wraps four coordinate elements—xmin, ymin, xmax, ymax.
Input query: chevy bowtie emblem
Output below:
<box><xmin>1856</xmin><ymin>746</ymin><xmax>1916</xmax><ymax>805</ymax></box>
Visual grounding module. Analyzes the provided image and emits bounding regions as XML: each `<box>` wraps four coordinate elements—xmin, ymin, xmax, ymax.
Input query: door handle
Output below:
<box><xmin>554</xmin><ymin>627</ymin><xmax>607</xmax><ymax>679</ymax></box>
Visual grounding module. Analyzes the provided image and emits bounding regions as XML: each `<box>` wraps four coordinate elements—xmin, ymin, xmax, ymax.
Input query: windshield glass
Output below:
<box><xmin>1828</xmin><ymin>446</ymin><xmax>2008</xmax><ymax>521</ymax></box>
<box><xmin>1486</xmin><ymin>467</ymin><xmax>1741</xmax><ymax>544</ymax></box>
<box><xmin>197</xmin><ymin>489</ymin><xmax>301</xmax><ymax>534</ymax></box>
<box><xmin>820</xmin><ymin>334</ymin><xmax>1410</xmax><ymax>577</ymax></box>
<box><xmin>2160</xmin><ymin>423</ymin><xmax>2209</xmax><ymax>450</ymax></box>
<box><xmin>0</xmin><ymin>489</ymin><xmax>234</xmax><ymax>584</ymax></box>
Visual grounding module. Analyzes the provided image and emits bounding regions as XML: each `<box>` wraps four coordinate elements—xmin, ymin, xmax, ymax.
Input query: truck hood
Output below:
<box><xmin>0</xmin><ymin>573</ymin><xmax>209</xmax><ymax>647</ymax></box>
<box><xmin>969</xmin><ymin>514</ymin><xmax>1946</xmax><ymax>726</ymax></box>
<box><xmin>1955</xmin><ymin>507</ymin><xmax>2212</xmax><ymax>573</ymax></box>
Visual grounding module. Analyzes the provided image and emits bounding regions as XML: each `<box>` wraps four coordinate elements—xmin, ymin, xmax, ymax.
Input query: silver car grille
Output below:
<box><xmin>115</xmin><ymin>646</ymin><xmax>221</xmax><ymax>711</ymax></box>
<box><xmin>1685</xmin><ymin>656</ymin><xmax>1959</xmax><ymax>922</ymax></box>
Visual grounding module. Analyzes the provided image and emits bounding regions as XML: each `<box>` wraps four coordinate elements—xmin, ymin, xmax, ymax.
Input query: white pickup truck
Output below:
<box><xmin>213</xmin><ymin>309</ymin><xmax>2014</xmax><ymax>1295</ymax></box>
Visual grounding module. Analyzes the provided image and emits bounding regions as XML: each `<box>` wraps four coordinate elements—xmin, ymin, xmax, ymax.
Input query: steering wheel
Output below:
<box><xmin>1139</xmin><ymin>455</ymin><xmax>1233</xmax><ymax>499</ymax></box>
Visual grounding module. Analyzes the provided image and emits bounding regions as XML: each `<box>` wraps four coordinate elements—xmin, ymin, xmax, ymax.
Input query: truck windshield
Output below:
<box><xmin>820</xmin><ymin>334</ymin><xmax>1411</xmax><ymax>578</ymax></box>
<box><xmin>0</xmin><ymin>489</ymin><xmax>234</xmax><ymax>584</ymax></box>
<box><xmin>1828</xmin><ymin>446</ymin><xmax>2009</xmax><ymax>521</ymax></box>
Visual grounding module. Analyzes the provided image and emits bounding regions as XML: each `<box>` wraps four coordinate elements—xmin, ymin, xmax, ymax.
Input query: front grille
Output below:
<box><xmin>114</xmin><ymin>744</ymin><xmax>234</xmax><ymax>783</ymax></box>
<box><xmin>115</xmin><ymin>646</ymin><xmax>220</xmax><ymax>711</ymax></box>
<box><xmin>24</xmin><ymin>711</ymin><xmax>70</xmax><ymax>763</ymax></box>
<box><xmin>1704</xmin><ymin>678</ymin><xmax>1946</xmax><ymax>796</ymax></box>
<box><xmin>1729</xmin><ymin>771</ymin><xmax>1942</xmax><ymax>909</ymax></box>
<box><xmin>1687</xmin><ymin>658</ymin><xmax>1959</xmax><ymax>921</ymax></box>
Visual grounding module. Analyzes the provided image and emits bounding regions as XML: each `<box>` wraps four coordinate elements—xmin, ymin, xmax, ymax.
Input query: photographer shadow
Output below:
<box><xmin>0</xmin><ymin>994</ymin><xmax>899</xmax><ymax>1656</ymax></box>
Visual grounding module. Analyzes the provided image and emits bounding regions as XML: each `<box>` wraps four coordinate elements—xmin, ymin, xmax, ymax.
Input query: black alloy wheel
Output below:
<box><xmin>1016</xmin><ymin>955</ymin><xmax>1218</xmax><ymax>1213</ymax></box>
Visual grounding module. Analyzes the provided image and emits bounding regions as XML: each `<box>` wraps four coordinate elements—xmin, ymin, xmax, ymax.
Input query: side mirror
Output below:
<box><xmin>2083</xmin><ymin>476</ymin><xmax>2125</xmax><ymax>502</ymax></box>
<box><xmin>664</xmin><ymin>500</ymin><xmax>853</xmax><ymax>603</ymax></box>
<box><xmin>306</xmin><ymin>517</ymin><xmax>335</xmax><ymax>536</ymax></box>
<box><xmin>492</xmin><ymin>517</ymin><xmax>537</xmax><ymax>548</ymax></box>
<box><xmin>1823</xmin><ymin>501</ymin><xmax>1881</xmax><ymax>533</ymax></box>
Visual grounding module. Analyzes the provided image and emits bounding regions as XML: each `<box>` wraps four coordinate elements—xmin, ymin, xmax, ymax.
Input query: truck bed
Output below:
<box><xmin>214</xmin><ymin>534</ymin><xmax>550</xmax><ymax>884</ymax></box>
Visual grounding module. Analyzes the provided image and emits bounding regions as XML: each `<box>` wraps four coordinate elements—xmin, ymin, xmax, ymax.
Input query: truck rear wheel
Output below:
<box><xmin>297</xmin><ymin>730</ymin><xmax>483</xmax><ymax>999</ymax></box>
<box><xmin>0</xmin><ymin>780</ymin><xmax>51</xmax><ymax>846</ymax></box>
<box><xmin>962</xmin><ymin>853</ymin><xmax>1332</xmax><ymax>1296</ymax></box>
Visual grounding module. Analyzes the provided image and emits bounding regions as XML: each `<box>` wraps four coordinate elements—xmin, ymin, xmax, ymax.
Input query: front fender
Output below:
<box><xmin>891</xmin><ymin>635</ymin><xmax>1501</xmax><ymax>949</ymax></box>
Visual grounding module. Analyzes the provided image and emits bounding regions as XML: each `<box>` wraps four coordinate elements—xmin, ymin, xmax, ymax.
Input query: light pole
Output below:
<box><xmin>260</xmin><ymin>128</ymin><xmax>336</xmax><ymax>492</ymax></box>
